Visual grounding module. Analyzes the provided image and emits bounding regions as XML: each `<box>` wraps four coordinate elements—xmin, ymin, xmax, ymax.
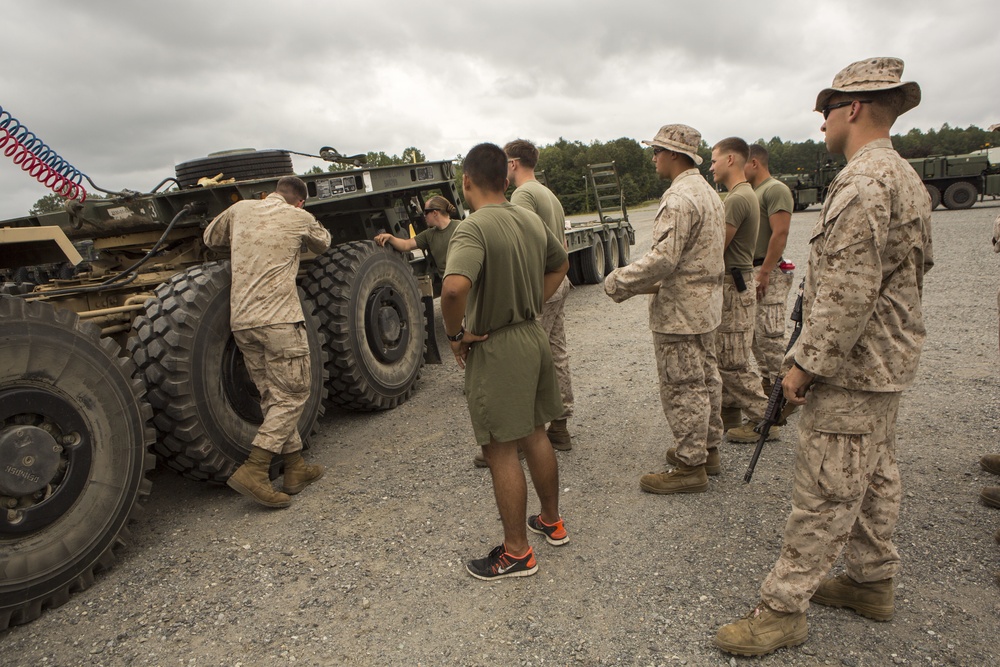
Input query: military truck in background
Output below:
<box><xmin>564</xmin><ymin>162</ymin><xmax>634</xmax><ymax>285</ymax></box>
<box><xmin>777</xmin><ymin>161</ymin><xmax>843</xmax><ymax>212</ymax></box>
<box><xmin>906</xmin><ymin>151</ymin><xmax>1000</xmax><ymax>210</ymax></box>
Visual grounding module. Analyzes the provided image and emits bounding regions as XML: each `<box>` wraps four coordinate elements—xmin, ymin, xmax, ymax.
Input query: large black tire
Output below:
<box><xmin>301</xmin><ymin>241</ymin><xmax>425</xmax><ymax>411</ymax></box>
<box><xmin>925</xmin><ymin>184</ymin><xmax>941</xmax><ymax>211</ymax></box>
<box><xmin>128</xmin><ymin>262</ymin><xmax>327</xmax><ymax>482</ymax></box>
<box><xmin>616</xmin><ymin>228</ymin><xmax>631</xmax><ymax>266</ymax></box>
<box><xmin>603</xmin><ymin>232</ymin><xmax>620</xmax><ymax>275</ymax></box>
<box><xmin>942</xmin><ymin>181</ymin><xmax>977</xmax><ymax>210</ymax></box>
<box><xmin>579</xmin><ymin>236</ymin><xmax>606</xmax><ymax>284</ymax></box>
<box><xmin>0</xmin><ymin>297</ymin><xmax>154</xmax><ymax>629</ymax></box>
<box><xmin>566</xmin><ymin>252</ymin><xmax>584</xmax><ymax>286</ymax></box>
<box><xmin>174</xmin><ymin>149</ymin><xmax>294</xmax><ymax>189</ymax></box>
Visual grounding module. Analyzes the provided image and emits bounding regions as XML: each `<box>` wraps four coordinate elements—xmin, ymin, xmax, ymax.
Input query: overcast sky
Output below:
<box><xmin>1</xmin><ymin>0</ymin><xmax>997</xmax><ymax>220</ymax></box>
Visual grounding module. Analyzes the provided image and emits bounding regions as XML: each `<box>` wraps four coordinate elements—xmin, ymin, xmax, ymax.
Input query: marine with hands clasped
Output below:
<box><xmin>715</xmin><ymin>57</ymin><xmax>933</xmax><ymax>657</ymax></box>
<box><xmin>441</xmin><ymin>143</ymin><xmax>571</xmax><ymax>580</ymax></box>
<box><xmin>708</xmin><ymin>137</ymin><xmax>773</xmax><ymax>443</ymax></box>
<box><xmin>604</xmin><ymin>124</ymin><xmax>725</xmax><ymax>493</ymax></box>
<box><xmin>203</xmin><ymin>175</ymin><xmax>332</xmax><ymax>509</ymax></box>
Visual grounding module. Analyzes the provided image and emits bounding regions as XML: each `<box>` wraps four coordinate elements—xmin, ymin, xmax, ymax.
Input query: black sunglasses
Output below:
<box><xmin>424</xmin><ymin>208</ymin><xmax>439</xmax><ymax>214</ymax></box>
<box><xmin>822</xmin><ymin>99</ymin><xmax>872</xmax><ymax>119</ymax></box>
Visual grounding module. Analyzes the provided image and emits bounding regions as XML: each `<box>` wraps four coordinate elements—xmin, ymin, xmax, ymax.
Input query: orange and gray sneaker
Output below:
<box><xmin>466</xmin><ymin>544</ymin><xmax>538</xmax><ymax>580</ymax></box>
<box><xmin>527</xmin><ymin>514</ymin><xmax>570</xmax><ymax>546</ymax></box>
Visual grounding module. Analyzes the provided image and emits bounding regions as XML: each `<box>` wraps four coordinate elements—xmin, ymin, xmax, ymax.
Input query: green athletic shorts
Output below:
<box><xmin>464</xmin><ymin>320</ymin><xmax>563</xmax><ymax>445</ymax></box>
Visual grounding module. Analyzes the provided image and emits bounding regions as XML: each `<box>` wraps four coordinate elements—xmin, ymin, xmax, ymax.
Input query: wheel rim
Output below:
<box><xmin>0</xmin><ymin>387</ymin><xmax>93</xmax><ymax>535</ymax></box>
<box><xmin>364</xmin><ymin>285</ymin><xmax>410</xmax><ymax>364</ymax></box>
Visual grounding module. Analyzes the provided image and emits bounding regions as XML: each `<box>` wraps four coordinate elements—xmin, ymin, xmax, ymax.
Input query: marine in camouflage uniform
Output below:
<box><xmin>203</xmin><ymin>176</ymin><xmax>332</xmax><ymax>508</ymax></box>
<box><xmin>717</xmin><ymin>58</ymin><xmax>933</xmax><ymax>657</ymax></box>
<box><xmin>605</xmin><ymin>124</ymin><xmax>725</xmax><ymax>494</ymax></box>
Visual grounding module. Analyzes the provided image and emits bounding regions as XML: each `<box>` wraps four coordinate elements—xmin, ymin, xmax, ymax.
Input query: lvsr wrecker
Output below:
<box><xmin>0</xmin><ymin>126</ymin><xmax>633</xmax><ymax>628</ymax></box>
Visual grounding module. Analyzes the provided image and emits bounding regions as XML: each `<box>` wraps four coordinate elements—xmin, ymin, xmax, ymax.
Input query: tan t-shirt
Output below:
<box><xmin>203</xmin><ymin>193</ymin><xmax>331</xmax><ymax>331</ymax></box>
<box><xmin>723</xmin><ymin>181</ymin><xmax>759</xmax><ymax>272</ymax></box>
<box><xmin>444</xmin><ymin>202</ymin><xmax>567</xmax><ymax>335</ymax></box>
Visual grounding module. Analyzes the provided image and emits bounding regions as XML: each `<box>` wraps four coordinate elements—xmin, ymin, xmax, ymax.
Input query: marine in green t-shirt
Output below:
<box><xmin>722</xmin><ymin>181</ymin><xmax>759</xmax><ymax>273</ymax></box>
<box><xmin>505</xmin><ymin>140</ymin><xmax>575</xmax><ymax>452</ymax></box>
<box><xmin>709</xmin><ymin>137</ymin><xmax>769</xmax><ymax>437</ymax></box>
<box><xmin>440</xmin><ymin>143</ymin><xmax>570</xmax><ymax>583</ymax></box>
<box><xmin>373</xmin><ymin>195</ymin><xmax>459</xmax><ymax>277</ymax></box>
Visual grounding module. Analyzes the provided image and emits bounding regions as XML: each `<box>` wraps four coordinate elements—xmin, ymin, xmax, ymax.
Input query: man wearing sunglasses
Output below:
<box><xmin>716</xmin><ymin>58</ymin><xmax>933</xmax><ymax>657</ymax></box>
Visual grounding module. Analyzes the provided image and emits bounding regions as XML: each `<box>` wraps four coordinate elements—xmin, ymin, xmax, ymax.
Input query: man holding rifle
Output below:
<box><xmin>715</xmin><ymin>57</ymin><xmax>933</xmax><ymax>656</ymax></box>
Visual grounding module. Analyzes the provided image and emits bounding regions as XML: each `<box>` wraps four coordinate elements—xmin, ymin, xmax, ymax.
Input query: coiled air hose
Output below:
<box><xmin>0</xmin><ymin>104</ymin><xmax>89</xmax><ymax>203</ymax></box>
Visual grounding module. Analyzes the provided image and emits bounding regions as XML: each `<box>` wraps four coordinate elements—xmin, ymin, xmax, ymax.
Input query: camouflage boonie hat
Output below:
<box><xmin>815</xmin><ymin>57</ymin><xmax>920</xmax><ymax>116</ymax></box>
<box><xmin>642</xmin><ymin>124</ymin><xmax>703</xmax><ymax>166</ymax></box>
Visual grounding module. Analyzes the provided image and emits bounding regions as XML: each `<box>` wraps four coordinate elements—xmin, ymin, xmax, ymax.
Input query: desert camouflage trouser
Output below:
<box><xmin>232</xmin><ymin>322</ymin><xmax>311</xmax><ymax>455</ymax></box>
<box><xmin>653</xmin><ymin>331</ymin><xmax>723</xmax><ymax>467</ymax></box>
<box><xmin>718</xmin><ymin>274</ymin><xmax>768</xmax><ymax>421</ymax></box>
<box><xmin>540</xmin><ymin>276</ymin><xmax>574</xmax><ymax>420</ymax></box>
<box><xmin>751</xmin><ymin>268</ymin><xmax>794</xmax><ymax>383</ymax></box>
<box><xmin>761</xmin><ymin>383</ymin><xmax>902</xmax><ymax>614</ymax></box>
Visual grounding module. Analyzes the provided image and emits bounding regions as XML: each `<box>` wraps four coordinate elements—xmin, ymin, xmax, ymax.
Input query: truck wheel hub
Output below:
<box><xmin>365</xmin><ymin>286</ymin><xmax>409</xmax><ymax>363</ymax></box>
<box><xmin>0</xmin><ymin>424</ymin><xmax>61</xmax><ymax>496</ymax></box>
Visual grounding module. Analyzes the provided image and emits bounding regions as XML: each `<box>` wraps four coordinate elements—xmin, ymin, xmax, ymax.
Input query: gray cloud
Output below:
<box><xmin>1</xmin><ymin>0</ymin><xmax>997</xmax><ymax>219</ymax></box>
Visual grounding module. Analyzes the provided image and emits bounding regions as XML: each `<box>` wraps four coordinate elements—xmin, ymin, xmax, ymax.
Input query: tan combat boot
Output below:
<box><xmin>546</xmin><ymin>419</ymin><xmax>572</xmax><ymax>451</ymax></box>
<box><xmin>981</xmin><ymin>454</ymin><xmax>1000</xmax><ymax>476</ymax></box>
<box><xmin>281</xmin><ymin>451</ymin><xmax>325</xmax><ymax>494</ymax></box>
<box><xmin>981</xmin><ymin>487</ymin><xmax>1000</xmax><ymax>509</ymax></box>
<box><xmin>227</xmin><ymin>447</ymin><xmax>291</xmax><ymax>508</ymax></box>
<box><xmin>715</xmin><ymin>602</ymin><xmax>807</xmax><ymax>656</ymax></box>
<box><xmin>666</xmin><ymin>446</ymin><xmax>721</xmax><ymax>476</ymax></box>
<box><xmin>639</xmin><ymin>463</ymin><xmax>708</xmax><ymax>494</ymax></box>
<box><xmin>721</xmin><ymin>406</ymin><xmax>742</xmax><ymax>432</ymax></box>
<box><xmin>811</xmin><ymin>574</ymin><xmax>894</xmax><ymax>621</ymax></box>
<box><xmin>726</xmin><ymin>422</ymin><xmax>781</xmax><ymax>443</ymax></box>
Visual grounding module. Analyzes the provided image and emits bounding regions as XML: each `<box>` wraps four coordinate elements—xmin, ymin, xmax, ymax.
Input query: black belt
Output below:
<box><xmin>752</xmin><ymin>258</ymin><xmax>765</xmax><ymax>267</ymax></box>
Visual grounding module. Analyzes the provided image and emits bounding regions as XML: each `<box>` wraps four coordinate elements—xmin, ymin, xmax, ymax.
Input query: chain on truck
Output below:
<box><xmin>0</xmin><ymin>105</ymin><xmax>633</xmax><ymax>629</ymax></box>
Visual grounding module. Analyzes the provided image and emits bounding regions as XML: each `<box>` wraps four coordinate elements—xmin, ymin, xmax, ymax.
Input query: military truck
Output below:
<box><xmin>777</xmin><ymin>161</ymin><xmax>843</xmax><ymax>212</ymax></box>
<box><xmin>0</xmin><ymin>144</ymin><xmax>473</xmax><ymax>628</ymax></box>
<box><xmin>906</xmin><ymin>152</ymin><xmax>1000</xmax><ymax>210</ymax></box>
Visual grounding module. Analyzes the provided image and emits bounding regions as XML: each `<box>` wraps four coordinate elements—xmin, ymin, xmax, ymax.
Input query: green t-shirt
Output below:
<box><xmin>511</xmin><ymin>179</ymin><xmax>566</xmax><ymax>241</ymax></box>
<box><xmin>752</xmin><ymin>177</ymin><xmax>795</xmax><ymax>260</ymax></box>
<box><xmin>723</xmin><ymin>181</ymin><xmax>759</xmax><ymax>272</ymax></box>
<box><xmin>444</xmin><ymin>202</ymin><xmax>567</xmax><ymax>334</ymax></box>
<box><xmin>414</xmin><ymin>219</ymin><xmax>458</xmax><ymax>277</ymax></box>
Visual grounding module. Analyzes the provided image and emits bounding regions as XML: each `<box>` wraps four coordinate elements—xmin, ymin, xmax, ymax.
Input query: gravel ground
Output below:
<box><xmin>3</xmin><ymin>199</ymin><xmax>1000</xmax><ymax>666</ymax></box>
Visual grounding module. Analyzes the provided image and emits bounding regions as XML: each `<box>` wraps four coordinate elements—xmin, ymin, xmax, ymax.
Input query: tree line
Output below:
<box><xmin>28</xmin><ymin>124</ymin><xmax>998</xmax><ymax>216</ymax></box>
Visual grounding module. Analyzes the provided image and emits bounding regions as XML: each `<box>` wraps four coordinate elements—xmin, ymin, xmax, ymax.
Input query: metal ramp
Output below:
<box><xmin>587</xmin><ymin>162</ymin><xmax>627</xmax><ymax>223</ymax></box>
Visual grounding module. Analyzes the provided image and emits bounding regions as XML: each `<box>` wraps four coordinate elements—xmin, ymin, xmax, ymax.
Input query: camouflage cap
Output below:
<box><xmin>642</xmin><ymin>124</ymin><xmax>703</xmax><ymax>166</ymax></box>
<box><xmin>815</xmin><ymin>57</ymin><xmax>920</xmax><ymax>116</ymax></box>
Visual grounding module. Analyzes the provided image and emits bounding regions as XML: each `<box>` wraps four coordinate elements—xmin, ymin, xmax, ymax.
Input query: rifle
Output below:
<box><xmin>743</xmin><ymin>282</ymin><xmax>804</xmax><ymax>483</ymax></box>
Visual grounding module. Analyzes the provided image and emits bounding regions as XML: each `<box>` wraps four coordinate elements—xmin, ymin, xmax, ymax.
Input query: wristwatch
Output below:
<box><xmin>446</xmin><ymin>326</ymin><xmax>465</xmax><ymax>342</ymax></box>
